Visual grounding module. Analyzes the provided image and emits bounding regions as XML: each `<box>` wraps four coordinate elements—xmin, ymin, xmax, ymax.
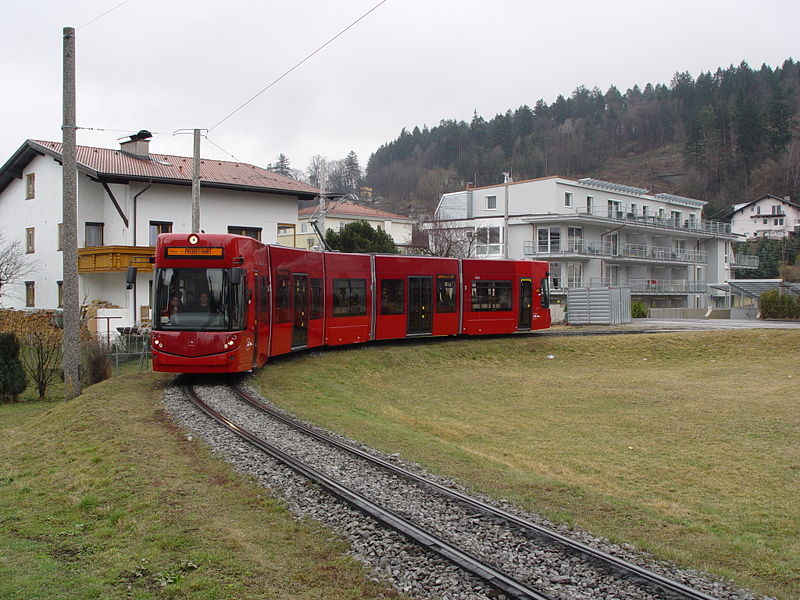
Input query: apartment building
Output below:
<box><xmin>431</xmin><ymin>176</ymin><xmax>758</xmax><ymax>309</ymax></box>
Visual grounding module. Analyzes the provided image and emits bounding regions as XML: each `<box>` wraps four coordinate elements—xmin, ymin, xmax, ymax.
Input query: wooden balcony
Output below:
<box><xmin>78</xmin><ymin>245</ymin><xmax>155</xmax><ymax>273</ymax></box>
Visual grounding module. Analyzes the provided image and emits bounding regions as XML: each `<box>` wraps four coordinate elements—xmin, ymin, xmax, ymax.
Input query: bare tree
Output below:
<box><xmin>421</xmin><ymin>215</ymin><xmax>477</xmax><ymax>258</ymax></box>
<box><xmin>0</xmin><ymin>233</ymin><xmax>34</xmax><ymax>303</ymax></box>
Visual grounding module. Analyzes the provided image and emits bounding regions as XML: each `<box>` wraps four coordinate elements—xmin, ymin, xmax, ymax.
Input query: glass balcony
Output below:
<box><xmin>523</xmin><ymin>240</ymin><xmax>706</xmax><ymax>264</ymax></box>
<box><xmin>730</xmin><ymin>254</ymin><xmax>759</xmax><ymax>269</ymax></box>
<box><xmin>590</xmin><ymin>278</ymin><xmax>708</xmax><ymax>293</ymax></box>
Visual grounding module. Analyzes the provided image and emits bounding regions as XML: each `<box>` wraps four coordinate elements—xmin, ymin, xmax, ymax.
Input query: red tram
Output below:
<box><xmin>145</xmin><ymin>233</ymin><xmax>551</xmax><ymax>373</ymax></box>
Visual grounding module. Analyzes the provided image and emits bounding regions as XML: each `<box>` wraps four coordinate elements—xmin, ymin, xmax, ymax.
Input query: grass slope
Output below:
<box><xmin>254</xmin><ymin>330</ymin><xmax>800</xmax><ymax>599</ymax></box>
<box><xmin>0</xmin><ymin>372</ymin><xmax>401</xmax><ymax>600</ymax></box>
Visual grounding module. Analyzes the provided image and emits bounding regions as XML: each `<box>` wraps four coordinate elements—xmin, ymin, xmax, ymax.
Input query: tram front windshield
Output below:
<box><xmin>154</xmin><ymin>268</ymin><xmax>245</xmax><ymax>331</ymax></box>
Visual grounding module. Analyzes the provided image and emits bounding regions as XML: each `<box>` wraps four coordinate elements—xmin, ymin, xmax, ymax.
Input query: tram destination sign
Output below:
<box><xmin>165</xmin><ymin>247</ymin><xmax>224</xmax><ymax>258</ymax></box>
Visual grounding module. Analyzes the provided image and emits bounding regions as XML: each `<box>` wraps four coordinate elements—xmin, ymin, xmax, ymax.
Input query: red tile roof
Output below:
<box><xmin>299</xmin><ymin>200</ymin><xmax>412</xmax><ymax>221</ymax></box>
<box><xmin>27</xmin><ymin>140</ymin><xmax>319</xmax><ymax>197</ymax></box>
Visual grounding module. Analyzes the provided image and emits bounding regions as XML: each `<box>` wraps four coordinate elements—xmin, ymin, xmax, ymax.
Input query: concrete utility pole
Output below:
<box><xmin>503</xmin><ymin>172</ymin><xmax>511</xmax><ymax>259</ymax></box>
<box><xmin>191</xmin><ymin>128</ymin><xmax>201</xmax><ymax>232</ymax></box>
<box><xmin>62</xmin><ymin>26</ymin><xmax>82</xmax><ymax>399</ymax></box>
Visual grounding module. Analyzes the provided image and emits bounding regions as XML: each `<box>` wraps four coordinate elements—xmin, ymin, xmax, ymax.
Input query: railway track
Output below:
<box><xmin>181</xmin><ymin>380</ymin><xmax>724</xmax><ymax>600</ymax></box>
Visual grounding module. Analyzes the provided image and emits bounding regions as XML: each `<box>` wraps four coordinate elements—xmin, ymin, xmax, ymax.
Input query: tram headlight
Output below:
<box><xmin>223</xmin><ymin>334</ymin><xmax>239</xmax><ymax>350</ymax></box>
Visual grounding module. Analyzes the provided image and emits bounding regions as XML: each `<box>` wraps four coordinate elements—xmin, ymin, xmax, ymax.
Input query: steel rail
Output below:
<box><xmin>232</xmin><ymin>384</ymin><xmax>718</xmax><ymax>600</ymax></box>
<box><xmin>184</xmin><ymin>383</ymin><xmax>552</xmax><ymax>600</ymax></box>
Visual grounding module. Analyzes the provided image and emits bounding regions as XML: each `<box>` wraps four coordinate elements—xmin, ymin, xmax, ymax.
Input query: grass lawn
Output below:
<box><xmin>0</xmin><ymin>370</ymin><xmax>402</xmax><ymax>599</ymax></box>
<box><xmin>254</xmin><ymin>329</ymin><xmax>800</xmax><ymax>599</ymax></box>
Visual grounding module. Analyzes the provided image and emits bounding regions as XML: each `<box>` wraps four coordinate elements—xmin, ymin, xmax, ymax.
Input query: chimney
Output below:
<box><xmin>785</xmin><ymin>196</ymin><xmax>791</xmax><ymax>203</ymax></box>
<box><xmin>466</xmin><ymin>182</ymin><xmax>474</xmax><ymax>190</ymax></box>
<box><xmin>120</xmin><ymin>130</ymin><xmax>152</xmax><ymax>160</ymax></box>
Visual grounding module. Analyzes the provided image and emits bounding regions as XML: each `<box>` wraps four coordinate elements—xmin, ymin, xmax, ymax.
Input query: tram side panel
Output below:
<box><xmin>267</xmin><ymin>246</ymin><xmax>325</xmax><ymax>359</ymax></box>
<box><xmin>323</xmin><ymin>252</ymin><xmax>372</xmax><ymax>346</ymax></box>
<box><xmin>373</xmin><ymin>255</ymin><xmax>460</xmax><ymax>340</ymax></box>
<box><xmin>461</xmin><ymin>259</ymin><xmax>545</xmax><ymax>335</ymax></box>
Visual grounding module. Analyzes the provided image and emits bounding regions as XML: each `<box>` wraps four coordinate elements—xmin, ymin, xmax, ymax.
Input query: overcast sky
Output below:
<box><xmin>2</xmin><ymin>0</ymin><xmax>797</xmax><ymax>178</ymax></box>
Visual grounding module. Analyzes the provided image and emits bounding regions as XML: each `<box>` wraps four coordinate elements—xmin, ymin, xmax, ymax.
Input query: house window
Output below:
<box><xmin>772</xmin><ymin>205</ymin><xmax>781</xmax><ymax>215</ymax></box>
<box><xmin>486</xmin><ymin>195</ymin><xmax>497</xmax><ymax>210</ymax></box>
<box><xmin>149</xmin><ymin>221</ymin><xmax>172</xmax><ymax>246</ymax></box>
<box><xmin>57</xmin><ymin>281</ymin><xmax>63</xmax><ymax>308</ymax></box>
<box><xmin>670</xmin><ymin>211</ymin><xmax>681</xmax><ymax>226</ymax></box>
<box><xmin>607</xmin><ymin>232</ymin><xmax>619</xmax><ymax>255</ymax></box>
<box><xmin>25</xmin><ymin>173</ymin><xmax>35</xmax><ymax>199</ymax></box>
<box><xmin>332</xmin><ymin>279</ymin><xmax>367</xmax><ymax>317</ymax></box>
<box><xmin>300</xmin><ymin>223</ymin><xmax>308</xmax><ymax>233</ymax></box>
<box><xmin>278</xmin><ymin>223</ymin><xmax>295</xmax><ymax>236</ymax></box>
<box><xmin>642</xmin><ymin>205</ymin><xmax>648</xmax><ymax>218</ymax></box>
<box><xmin>25</xmin><ymin>227</ymin><xmax>35</xmax><ymax>253</ymax></box>
<box><xmin>549</xmin><ymin>262</ymin><xmax>562</xmax><ymax>289</ymax></box>
<box><xmin>567</xmin><ymin>227</ymin><xmax>583</xmax><ymax>252</ymax></box>
<box><xmin>25</xmin><ymin>281</ymin><xmax>35</xmax><ymax>307</ymax></box>
<box><xmin>605</xmin><ymin>265</ymin><xmax>620</xmax><ymax>286</ymax></box>
<box><xmin>608</xmin><ymin>200</ymin><xmax>622</xmax><ymax>218</ymax></box>
<box><xmin>630</xmin><ymin>203</ymin><xmax>637</xmax><ymax>218</ymax></box>
<box><xmin>57</xmin><ymin>223</ymin><xmax>63</xmax><ymax>251</ymax></box>
<box><xmin>564</xmin><ymin>192</ymin><xmax>573</xmax><ymax>207</ymax></box>
<box><xmin>774</xmin><ymin>219</ymin><xmax>780</xmax><ymax>226</ymax></box>
<box><xmin>779</xmin><ymin>218</ymin><xmax>785</xmax><ymax>226</ymax></box>
<box><xmin>586</xmin><ymin>195</ymin><xmax>594</xmax><ymax>214</ymax></box>
<box><xmin>763</xmin><ymin>219</ymin><xmax>768</xmax><ymax>225</ymax></box>
<box><xmin>756</xmin><ymin>205</ymin><xmax>761</xmax><ymax>214</ymax></box>
<box><xmin>228</xmin><ymin>226</ymin><xmax>261</xmax><ymax>241</ymax></box>
<box><xmin>537</xmin><ymin>227</ymin><xmax>560</xmax><ymax>253</ymax></box>
<box><xmin>85</xmin><ymin>222</ymin><xmax>104</xmax><ymax>247</ymax></box>
<box><xmin>567</xmin><ymin>263</ymin><xmax>583</xmax><ymax>288</ymax></box>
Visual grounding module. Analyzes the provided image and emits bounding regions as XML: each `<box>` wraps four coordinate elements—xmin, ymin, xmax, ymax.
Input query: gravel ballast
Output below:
<box><xmin>163</xmin><ymin>380</ymin><xmax>772</xmax><ymax>600</ymax></box>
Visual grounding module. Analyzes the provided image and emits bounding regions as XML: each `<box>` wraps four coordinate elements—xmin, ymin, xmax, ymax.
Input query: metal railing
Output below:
<box><xmin>590</xmin><ymin>278</ymin><xmax>708</xmax><ymax>293</ymax></box>
<box><xmin>523</xmin><ymin>240</ymin><xmax>707</xmax><ymax>263</ymax></box>
<box><xmin>528</xmin><ymin>207</ymin><xmax>733</xmax><ymax>236</ymax></box>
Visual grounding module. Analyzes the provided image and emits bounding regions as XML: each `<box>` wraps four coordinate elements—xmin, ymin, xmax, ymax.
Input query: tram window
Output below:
<box><xmin>380</xmin><ymin>279</ymin><xmax>404</xmax><ymax>315</ymax></box>
<box><xmin>332</xmin><ymin>278</ymin><xmax>366</xmax><ymax>317</ymax></box>
<box><xmin>310</xmin><ymin>278</ymin><xmax>323</xmax><ymax>319</ymax></box>
<box><xmin>436</xmin><ymin>275</ymin><xmax>456</xmax><ymax>313</ymax></box>
<box><xmin>471</xmin><ymin>280</ymin><xmax>512</xmax><ymax>312</ymax></box>
<box><xmin>275</xmin><ymin>272</ymin><xmax>291</xmax><ymax>323</ymax></box>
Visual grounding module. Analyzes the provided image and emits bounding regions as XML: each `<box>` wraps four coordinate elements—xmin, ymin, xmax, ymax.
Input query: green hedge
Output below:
<box><xmin>760</xmin><ymin>289</ymin><xmax>800</xmax><ymax>320</ymax></box>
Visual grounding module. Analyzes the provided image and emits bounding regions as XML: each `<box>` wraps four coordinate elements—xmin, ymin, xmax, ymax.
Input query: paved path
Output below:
<box><xmin>626</xmin><ymin>318</ymin><xmax>800</xmax><ymax>331</ymax></box>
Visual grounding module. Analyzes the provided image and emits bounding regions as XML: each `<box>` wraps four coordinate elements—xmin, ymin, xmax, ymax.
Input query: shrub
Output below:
<box><xmin>631</xmin><ymin>300</ymin><xmax>648</xmax><ymax>318</ymax></box>
<box><xmin>0</xmin><ymin>332</ymin><xmax>28</xmax><ymax>402</ymax></box>
<box><xmin>82</xmin><ymin>336</ymin><xmax>111</xmax><ymax>385</ymax></box>
<box><xmin>1</xmin><ymin>311</ymin><xmax>62</xmax><ymax>400</ymax></box>
<box><xmin>760</xmin><ymin>289</ymin><xmax>800</xmax><ymax>320</ymax></box>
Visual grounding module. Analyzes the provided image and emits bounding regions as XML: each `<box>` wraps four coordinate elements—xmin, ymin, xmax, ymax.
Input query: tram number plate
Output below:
<box><xmin>165</xmin><ymin>247</ymin><xmax>224</xmax><ymax>258</ymax></box>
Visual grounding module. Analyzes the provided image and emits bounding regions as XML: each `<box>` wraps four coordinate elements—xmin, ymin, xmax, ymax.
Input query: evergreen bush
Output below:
<box><xmin>759</xmin><ymin>289</ymin><xmax>800</xmax><ymax>320</ymax></box>
<box><xmin>0</xmin><ymin>332</ymin><xmax>28</xmax><ymax>402</ymax></box>
<box><xmin>631</xmin><ymin>300</ymin><xmax>648</xmax><ymax>318</ymax></box>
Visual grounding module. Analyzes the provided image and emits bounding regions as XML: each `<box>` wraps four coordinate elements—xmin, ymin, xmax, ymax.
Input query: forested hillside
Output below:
<box><xmin>365</xmin><ymin>59</ymin><xmax>800</xmax><ymax>218</ymax></box>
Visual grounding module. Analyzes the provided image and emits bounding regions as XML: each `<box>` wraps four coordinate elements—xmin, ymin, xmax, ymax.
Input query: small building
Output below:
<box><xmin>0</xmin><ymin>133</ymin><xmax>318</xmax><ymax>327</ymax></box>
<box><xmin>428</xmin><ymin>176</ymin><xmax>759</xmax><ymax>310</ymax></box>
<box><xmin>277</xmin><ymin>199</ymin><xmax>414</xmax><ymax>250</ymax></box>
<box><xmin>730</xmin><ymin>194</ymin><xmax>800</xmax><ymax>239</ymax></box>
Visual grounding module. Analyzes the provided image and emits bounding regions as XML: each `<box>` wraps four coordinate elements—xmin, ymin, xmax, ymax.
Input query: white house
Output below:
<box><xmin>729</xmin><ymin>194</ymin><xmax>800</xmax><ymax>240</ymax></box>
<box><xmin>0</xmin><ymin>132</ymin><xmax>319</xmax><ymax>327</ymax></box>
<box><xmin>430</xmin><ymin>176</ymin><xmax>759</xmax><ymax>309</ymax></box>
<box><xmin>277</xmin><ymin>199</ymin><xmax>414</xmax><ymax>250</ymax></box>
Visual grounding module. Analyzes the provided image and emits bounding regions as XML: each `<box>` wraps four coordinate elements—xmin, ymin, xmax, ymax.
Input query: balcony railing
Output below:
<box><xmin>78</xmin><ymin>245</ymin><xmax>155</xmax><ymax>273</ymax></box>
<box><xmin>731</xmin><ymin>254</ymin><xmax>759</xmax><ymax>269</ymax></box>
<box><xmin>523</xmin><ymin>240</ymin><xmax>707</xmax><ymax>263</ymax></box>
<box><xmin>525</xmin><ymin>207</ymin><xmax>733</xmax><ymax>236</ymax></box>
<box><xmin>589</xmin><ymin>278</ymin><xmax>708</xmax><ymax>293</ymax></box>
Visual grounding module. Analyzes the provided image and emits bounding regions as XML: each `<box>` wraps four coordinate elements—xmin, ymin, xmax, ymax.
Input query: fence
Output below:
<box><xmin>567</xmin><ymin>287</ymin><xmax>631</xmax><ymax>325</ymax></box>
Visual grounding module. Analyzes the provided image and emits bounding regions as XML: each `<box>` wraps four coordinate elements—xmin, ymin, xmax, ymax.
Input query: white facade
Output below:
<box><xmin>730</xmin><ymin>194</ymin><xmax>800</xmax><ymax>239</ymax></box>
<box><xmin>0</xmin><ymin>139</ymin><xmax>317</xmax><ymax>327</ymax></box>
<box><xmin>431</xmin><ymin>176</ymin><xmax>756</xmax><ymax>309</ymax></box>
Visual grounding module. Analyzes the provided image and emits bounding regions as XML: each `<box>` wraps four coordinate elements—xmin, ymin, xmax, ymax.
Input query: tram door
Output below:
<box><xmin>407</xmin><ymin>276</ymin><xmax>432</xmax><ymax>335</ymax></box>
<box><xmin>518</xmin><ymin>278</ymin><xmax>532</xmax><ymax>330</ymax></box>
<box><xmin>292</xmin><ymin>274</ymin><xmax>308</xmax><ymax>348</ymax></box>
